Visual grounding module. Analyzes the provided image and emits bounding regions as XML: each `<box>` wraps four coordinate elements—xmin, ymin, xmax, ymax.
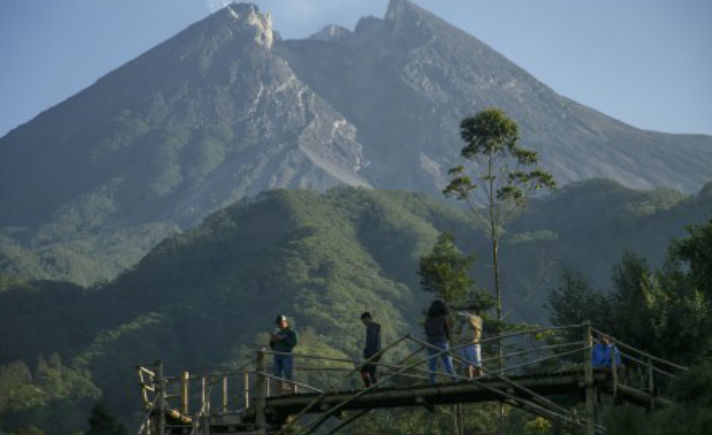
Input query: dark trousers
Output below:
<box><xmin>360</xmin><ymin>358</ymin><xmax>379</xmax><ymax>387</ymax></box>
<box><xmin>273</xmin><ymin>354</ymin><xmax>294</xmax><ymax>380</ymax></box>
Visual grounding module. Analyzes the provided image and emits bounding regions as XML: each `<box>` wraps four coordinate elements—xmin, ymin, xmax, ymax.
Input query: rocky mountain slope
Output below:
<box><xmin>281</xmin><ymin>0</ymin><xmax>712</xmax><ymax>193</ymax></box>
<box><xmin>0</xmin><ymin>4</ymin><xmax>368</xmax><ymax>283</ymax></box>
<box><xmin>1</xmin><ymin>0</ymin><xmax>710</xmax><ymax>284</ymax></box>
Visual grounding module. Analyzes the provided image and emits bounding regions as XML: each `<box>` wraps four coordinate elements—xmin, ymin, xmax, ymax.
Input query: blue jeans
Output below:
<box><xmin>427</xmin><ymin>341</ymin><xmax>455</xmax><ymax>384</ymax></box>
<box><xmin>273</xmin><ymin>354</ymin><xmax>294</xmax><ymax>380</ymax></box>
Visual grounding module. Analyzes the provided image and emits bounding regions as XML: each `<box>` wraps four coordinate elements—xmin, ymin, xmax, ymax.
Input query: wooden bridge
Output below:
<box><xmin>135</xmin><ymin>322</ymin><xmax>687</xmax><ymax>435</ymax></box>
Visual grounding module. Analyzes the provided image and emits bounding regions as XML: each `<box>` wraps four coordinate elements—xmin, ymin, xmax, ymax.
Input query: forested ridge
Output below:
<box><xmin>1</xmin><ymin>180</ymin><xmax>711</xmax><ymax>433</ymax></box>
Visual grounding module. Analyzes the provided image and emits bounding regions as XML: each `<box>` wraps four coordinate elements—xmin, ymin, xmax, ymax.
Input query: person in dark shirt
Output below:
<box><xmin>424</xmin><ymin>300</ymin><xmax>456</xmax><ymax>384</ymax></box>
<box><xmin>269</xmin><ymin>314</ymin><xmax>298</xmax><ymax>394</ymax></box>
<box><xmin>359</xmin><ymin>312</ymin><xmax>382</xmax><ymax>387</ymax></box>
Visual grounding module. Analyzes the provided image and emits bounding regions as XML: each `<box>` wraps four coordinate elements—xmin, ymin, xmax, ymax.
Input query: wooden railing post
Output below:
<box><xmin>201</xmin><ymin>376</ymin><xmax>210</xmax><ymax>435</ymax></box>
<box><xmin>583</xmin><ymin>321</ymin><xmax>596</xmax><ymax>435</ymax></box>
<box><xmin>201</xmin><ymin>376</ymin><xmax>207</xmax><ymax>415</ymax></box>
<box><xmin>647</xmin><ymin>356</ymin><xmax>655</xmax><ymax>410</ymax></box>
<box><xmin>255</xmin><ymin>348</ymin><xmax>267</xmax><ymax>434</ymax></box>
<box><xmin>222</xmin><ymin>374</ymin><xmax>228</xmax><ymax>414</ymax></box>
<box><xmin>293</xmin><ymin>365</ymin><xmax>299</xmax><ymax>395</ymax></box>
<box><xmin>181</xmin><ymin>371</ymin><xmax>189</xmax><ymax>416</ymax></box>
<box><xmin>266</xmin><ymin>372</ymin><xmax>271</xmax><ymax>398</ymax></box>
<box><xmin>157</xmin><ymin>361</ymin><xmax>166</xmax><ymax>435</ymax></box>
<box><xmin>243</xmin><ymin>371</ymin><xmax>250</xmax><ymax>409</ymax></box>
<box><xmin>611</xmin><ymin>340</ymin><xmax>618</xmax><ymax>400</ymax></box>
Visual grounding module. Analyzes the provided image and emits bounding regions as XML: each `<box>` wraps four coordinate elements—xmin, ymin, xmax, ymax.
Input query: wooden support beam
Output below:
<box><xmin>222</xmin><ymin>374</ymin><xmax>228</xmax><ymax>414</ymax></box>
<box><xmin>243</xmin><ymin>371</ymin><xmax>250</xmax><ymax>409</ymax></box>
<box><xmin>181</xmin><ymin>371</ymin><xmax>189</xmax><ymax>416</ymax></box>
<box><xmin>201</xmin><ymin>375</ymin><xmax>211</xmax><ymax>435</ymax></box>
<box><xmin>299</xmin><ymin>344</ymin><xmax>426</xmax><ymax>434</ymax></box>
<box><xmin>325</xmin><ymin>409</ymin><xmax>371</xmax><ymax>435</ymax></box>
<box><xmin>616</xmin><ymin>384</ymin><xmax>671</xmax><ymax>408</ymax></box>
<box><xmin>611</xmin><ymin>344</ymin><xmax>618</xmax><ymax>401</ymax></box>
<box><xmin>277</xmin><ymin>335</ymin><xmax>412</xmax><ymax>435</ymax></box>
<box><xmin>583</xmin><ymin>321</ymin><xmax>596</xmax><ymax>435</ymax></box>
<box><xmin>415</xmin><ymin>396</ymin><xmax>435</xmax><ymax>412</ymax></box>
<box><xmin>139</xmin><ymin>366</ymin><xmax>156</xmax><ymax>377</ymax></box>
<box><xmin>201</xmin><ymin>376</ymin><xmax>207</xmax><ymax>415</ymax></box>
<box><xmin>157</xmin><ymin>361</ymin><xmax>166</xmax><ymax>435</ymax></box>
<box><xmin>255</xmin><ymin>348</ymin><xmax>267</xmax><ymax>434</ymax></box>
<box><xmin>647</xmin><ymin>357</ymin><xmax>655</xmax><ymax>411</ymax></box>
<box><xmin>141</xmin><ymin>383</ymin><xmax>156</xmax><ymax>393</ymax></box>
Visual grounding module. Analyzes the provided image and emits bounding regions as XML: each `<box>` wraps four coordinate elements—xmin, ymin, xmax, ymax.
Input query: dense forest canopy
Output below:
<box><xmin>1</xmin><ymin>181</ymin><xmax>710</xmax><ymax>433</ymax></box>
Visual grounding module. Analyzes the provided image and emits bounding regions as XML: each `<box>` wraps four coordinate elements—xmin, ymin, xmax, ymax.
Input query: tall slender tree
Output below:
<box><xmin>444</xmin><ymin>108</ymin><xmax>555</xmax><ymax>435</ymax></box>
<box><xmin>444</xmin><ymin>108</ymin><xmax>556</xmax><ymax>330</ymax></box>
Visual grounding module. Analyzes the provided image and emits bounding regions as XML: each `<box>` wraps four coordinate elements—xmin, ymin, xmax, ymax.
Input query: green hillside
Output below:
<box><xmin>0</xmin><ymin>188</ymin><xmax>463</xmax><ymax>432</ymax></box>
<box><xmin>0</xmin><ymin>181</ymin><xmax>710</xmax><ymax>432</ymax></box>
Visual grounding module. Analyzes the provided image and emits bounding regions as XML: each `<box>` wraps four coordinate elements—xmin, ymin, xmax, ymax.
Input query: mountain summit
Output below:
<box><xmin>282</xmin><ymin>0</ymin><xmax>712</xmax><ymax>193</ymax></box>
<box><xmin>1</xmin><ymin>0</ymin><xmax>710</xmax><ymax>283</ymax></box>
<box><xmin>219</xmin><ymin>2</ymin><xmax>275</xmax><ymax>48</ymax></box>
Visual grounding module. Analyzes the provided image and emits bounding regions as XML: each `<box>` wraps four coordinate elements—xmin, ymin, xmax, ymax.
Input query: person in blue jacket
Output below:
<box><xmin>592</xmin><ymin>334</ymin><xmax>623</xmax><ymax>373</ymax></box>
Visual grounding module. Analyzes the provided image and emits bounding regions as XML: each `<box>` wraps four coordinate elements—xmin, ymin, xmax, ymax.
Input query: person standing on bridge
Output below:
<box><xmin>359</xmin><ymin>311</ymin><xmax>382</xmax><ymax>387</ymax></box>
<box><xmin>457</xmin><ymin>304</ymin><xmax>483</xmax><ymax>379</ymax></box>
<box><xmin>592</xmin><ymin>334</ymin><xmax>624</xmax><ymax>379</ymax></box>
<box><xmin>270</xmin><ymin>314</ymin><xmax>299</xmax><ymax>394</ymax></box>
<box><xmin>424</xmin><ymin>300</ymin><xmax>456</xmax><ymax>384</ymax></box>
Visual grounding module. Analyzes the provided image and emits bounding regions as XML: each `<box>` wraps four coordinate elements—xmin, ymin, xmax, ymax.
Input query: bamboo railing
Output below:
<box><xmin>136</xmin><ymin>322</ymin><xmax>687</xmax><ymax>435</ymax></box>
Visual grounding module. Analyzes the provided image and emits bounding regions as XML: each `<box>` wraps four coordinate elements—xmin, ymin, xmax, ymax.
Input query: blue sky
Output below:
<box><xmin>1</xmin><ymin>0</ymin><xmax>710</xmax><ymax>137</ymax></box>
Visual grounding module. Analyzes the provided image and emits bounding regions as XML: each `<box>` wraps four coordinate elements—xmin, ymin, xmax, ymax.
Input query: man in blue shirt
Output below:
<box><xmin>592</xmin><ymin>334</ymin><xmax>622</xmax><ymax>369</ymax></box>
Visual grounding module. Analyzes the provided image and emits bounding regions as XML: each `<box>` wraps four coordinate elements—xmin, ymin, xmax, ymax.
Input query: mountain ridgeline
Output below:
<box><xmin>1</xmin><ymin>181</ymin><xmax>711</xmax><ymax>431</ymax></box>
<box><xmin>1</xmin><ymin>0</ymin><xmax>710</xmax><ymax>285</ymax></box>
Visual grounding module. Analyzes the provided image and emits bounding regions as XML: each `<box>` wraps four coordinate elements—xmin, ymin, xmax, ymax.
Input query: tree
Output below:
<box><xmin>648</xmin><ymin>363</ymin><xmax>712</xmax><ymax>434</ymax></box>
<box><xmin>444</xmin><ymin>109</ymin><xmax>556</xmax><ymax>435</ymax></box>
<box><xmin>608</xmin><ymin>253</ymin><xmax>664</xmax><ymax>352</ymax></box>
<box><xmin>547</xmin><ymin>222</ymin><xmax>712</xmax><ymax>434</ymax></box>
<box><xmin>418</xmin><ymin>232</ymin><xmax>476</xmax><ymax>307</ymax></box>
<box><xmin>601</xmin><ymin>363</ymin><xmax>712</xmax><ymax>434</ymax></box>
<box><xmin>669</xmin><ymin>218</ymin><xmax>712</xmax><ymax>294</ymax></box>
<box><xmin>444</xmin><ymin>108</ymin><xmax>556</xmax><ymax>332</ymax></box>
<box><xmin>87</xmin><ymin>402</ymin><xmax>126</xmax><ymax>435</ymax></box>
<box><xmin>548</xmin><ymin>220</ymin><xmax>712</xmax><ymax>365</ymax></box>
<box><xmin>548</xmin><ymin>269</ymin><xmax>610</xmax><ymax>329</ymax></box>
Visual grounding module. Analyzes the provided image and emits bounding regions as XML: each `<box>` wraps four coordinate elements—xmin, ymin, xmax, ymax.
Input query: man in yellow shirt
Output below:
<box><xmin>458</xmin><ymin>305</ymin><xmax>483</xmax><ymax>379</ymax></box>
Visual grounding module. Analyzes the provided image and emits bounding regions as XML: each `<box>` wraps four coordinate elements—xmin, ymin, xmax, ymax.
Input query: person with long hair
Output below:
<box><xmin>424</xmin><ymin>300</ymin><xmax>456</xmax><ymax>383</ymax></box>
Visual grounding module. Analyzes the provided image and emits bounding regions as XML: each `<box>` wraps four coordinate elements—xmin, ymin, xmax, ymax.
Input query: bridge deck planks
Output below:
<box><xmin>263</xmin><ymin>369</ymin><xmax>600</xmax><ymax>415</ymax></box>
<box><xmin>171</xmin><ymin>369</ymin><xmax>665</xmax><ymax>433</ymax></box>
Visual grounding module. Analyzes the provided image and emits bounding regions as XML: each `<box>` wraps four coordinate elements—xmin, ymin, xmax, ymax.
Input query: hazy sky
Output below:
<box><xmin>1</xmin><ymin>0</ymin><xmax>710</xmax><ymax>137</ymax></box>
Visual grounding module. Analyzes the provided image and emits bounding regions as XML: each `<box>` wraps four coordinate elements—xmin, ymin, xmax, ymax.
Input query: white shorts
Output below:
<box><xmin>460</xmin><ymin>343</ymin><xmax>481</xmax><ymax>367</ymax></box>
